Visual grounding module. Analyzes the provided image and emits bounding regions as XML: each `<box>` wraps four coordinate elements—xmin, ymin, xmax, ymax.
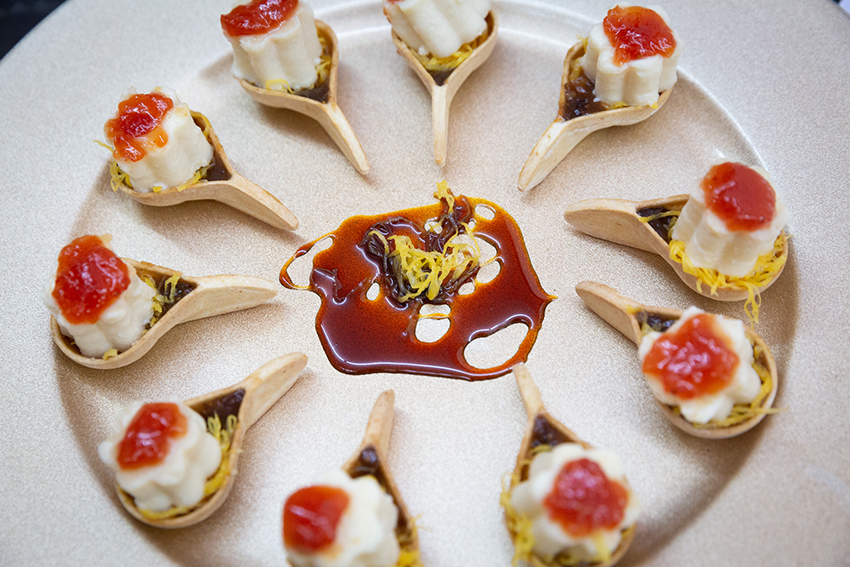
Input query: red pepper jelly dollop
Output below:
<box><xmin>221</xmin><ymin>0</ymin><xmax>299</xmax><ymax>37</ymax></box>
<box><xmin>702</xmin><ymin>162</ymin><xmax>776</xmax><ymax>232</ymax></box>
<box><xmin>603</xmin><ymin>5</ymin><xmax>676</xmax><ymax>66</ymax></box>
<box><xmin>280</xmin><ymin>187</ymin><xmax>554</xmax><ymax>381</ymax></box>
<box><xmin>117</xmin><ymin>403</ymin><xmax>188</xmax><ymax>470</ymax></box>
<box><xmin>283</xmin><ymin>485</ymin><xmax>350</xmax><ymax>552</ymax></box>
<box><xmin>642</xmin><ymin>313</ymin><xmax>739</xmax><ymax>399</ymax></box>
<box><xmin>52</xmin><ymin>235</ymin><xmax>130</xmax><ymax>325</ymax></box>
<box><xmin>105</xmin><ymin>92</ymin><xmax>174</xmax><ymax>163</ymax></box>
<box><xmin>544</xmin><ymin>458</ymin><xmax>629</xmax><ymax>537</ymax></box>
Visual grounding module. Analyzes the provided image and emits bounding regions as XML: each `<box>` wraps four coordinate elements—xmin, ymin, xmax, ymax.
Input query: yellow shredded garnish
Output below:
<box><xmin>669</xmin><ymin>234</ymin><xmax>787</xmax><ymax>325</ymax></box>
<box><xmin>413</xmin><ymin>26</ymin><xmax>489</xmax><ymax>73</ymax></box>
<box><xmin>102</xmin><ymin>348</ymin><xmax>118</xmax><ymax>360</ymax></box>
<box><xmin>138</xmin><ymin>413</ymin><xmax>237</xmax><ymax>521</ymax></box>
<box><xmin>396</xmin><ymin>517</ymin><xmax>423</xmax><ymax>567</ymax></box>
<box><xmin>265</xmin><ymin>34</ymin><xmax>332</xmax><ymax>92</ymax></box>
<box><xmin>368</xmin><ymin>181</ymin><xmax>488</xmax><ymax>303</ymax></box>
<box><xmin>143</xmin><ymin>272</ymin><xmax>183</xmax><ymax>327</ymax></box>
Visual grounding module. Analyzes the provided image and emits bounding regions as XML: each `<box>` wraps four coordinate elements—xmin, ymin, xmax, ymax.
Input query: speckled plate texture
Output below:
<box><xmin>1</xmin><ymin>0</ymin><xmax>849</xmax><ymax>565</ymax></box>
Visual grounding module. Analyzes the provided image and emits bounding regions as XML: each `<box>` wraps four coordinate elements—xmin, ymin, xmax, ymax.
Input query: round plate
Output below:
<box><xmin>1</xmin><ymin>0</ymin><xmax>848</xmax><ymax>565</ymax></box>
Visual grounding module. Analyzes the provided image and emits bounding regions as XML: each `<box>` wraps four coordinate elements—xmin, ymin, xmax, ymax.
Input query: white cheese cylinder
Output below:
<box><xmin>98</xmin><ymin>401</ymin><xmax>222</xmax><ymax>512</ymax></box>
<box><xmin>579</xmin><ymin>3</ymin><xmax>680</xmax><ymax>106</ymax></box>
<box><xmin>638</xmin><ymin>307</ymin><xmax>762</xmax><ymax>424</ymax></box>
<box><xmin>224</xmin><ymin>2</ymin><xmax>323</xmax><ymax>91</ymax></box>
<box><xmin>510</xmin><ymin>443</ymin><xmax>639</xmax><ymax>560</ymax></box>
<box><xmin>671</xmin><ymin>166</ymin><xmax>787</xmax><ymax>277</ymax></box>
<box><xmin>384</xmin><ymin>0</ymin><xmax>490</xmax><ymax>58</ymax></box>
<box><xmin>285</xmin><ymin>470</ymin><xmax>400</xmax><ymax>567</ymax></box>
<box><xmin>107</xmin><ymin>88</ymin><xmax>213</xmax><ymax>193</ymax></box>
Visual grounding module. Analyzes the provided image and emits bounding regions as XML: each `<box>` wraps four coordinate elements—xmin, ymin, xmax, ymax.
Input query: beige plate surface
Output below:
<box><xmin>3</xmin><ymin>1</ymin><xmax>849</xmax><ymax>566</ymax></box>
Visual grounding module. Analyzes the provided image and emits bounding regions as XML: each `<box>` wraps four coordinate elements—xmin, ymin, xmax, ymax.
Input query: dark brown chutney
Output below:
<box><xmin>636</xmin><ymin>309</ymin><xmax>676</xmax><ymax>333</ymax></box>
<box><xmin>191</xmin><ymin>114</ymin><xmax>230</xmax><ymax>182</ymax></box>
<box><xmin>140</xmin><ymin>270</ymin><xmax>196</xmax><ymax>324</ymax></box>
<box><xmin>561</xmin><ymin>43</ymin><xmax>611</xmax><ymax>120</ymax></box>
<box><xmin>280</xmin><ymin>190</ymin><xmax>554</xmax><ymax>381</ymax></box>
<box><xmin>347</xmin><ymin>446</ymin><xmax>413</xmax><ymax>539</ymax></box>
<box><xmin>636</xmin><ymin>206</ymin><xmax>677</xmax><ymax>243</ymax></box>
<box><xmin>193</xmin><ymin>388</ymin><xmax>245</xmax><ymax>424</ymax></box>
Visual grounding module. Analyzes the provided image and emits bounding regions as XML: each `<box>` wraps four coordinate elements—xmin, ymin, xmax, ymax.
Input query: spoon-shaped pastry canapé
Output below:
<box><xmin>110</xmin><ymin>352</ymin><xmax>308</xmax><ymax>528</ymax></box>
<box><xmin>504</xmin><ymin>364</ymin><xmax>636</xmax><ymax>567</ymax></box>
<box><xmin>517</xmin><ymin>40</ymin><xmax>672</xmax><ymax>192</ymax></box>
<box><xmin>113</xmin><ymin>112</ymin><xmax>299</xmax><ymax>231</ymax></box>
<box><xmin>575</xmin><ymin>281</ymin><xmax>778</xmax><ymax>439</ymax></box>
<box><xmin>52</xmin><ymin>259</ymin><xmax>277</xmax><ymax>369</ymax></box>
<box><xmin>340</xmin><ymin>390</ymin><xmax>419</xmax><ymax>564</ymax></box>
<box><xmin>564</xmin><ymin>195</ymin><xmax>789</xmax><ymax>303</ymax></box>
<box><xmin>391</xmin><ymin>11</ymin><xmax>498</xmax><ymax>166</ymax></box>
<box><xmin>239</xmin><ymin>21</ymin><xmax>369</xmax><ymax>175</ymax></box>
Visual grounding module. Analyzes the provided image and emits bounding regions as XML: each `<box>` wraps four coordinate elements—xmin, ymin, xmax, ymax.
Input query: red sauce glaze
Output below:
<box><xmin>642</xmin><ymin>313</ymin><xmax>740</xmax><ymax>399</ymax></box>
<box><xmin>544</xmin><ymin>458</ymin><xmax>629</xmax><ymax>537</ymax></box>
<box><xmin>117</xmin><ymin>403</ymin><xmax>188</xmax><ymax>470</ymax></box>
<box><xmin>52</xmin><ymin>235</ymin><xmax>131</xmax><ymax>325</ymax></box>
<box><xmin>702</xmin><ymin>162</ymin><xmax>777</xmax><ymax>232</ymax></box>
<box><xmin>283</xmin><ymin>485</ymin><xmax>350</xmax><ymax>553</ymax></box>
<box><xmin>280</xmin><ymin>192</ymin><xmax>554</xmax><ymax>381</ymax></box>
<box><xmin>603</xmin><ymin>5</ymin><xmax>676</xmax><ymax>66</ymax></box>
<box><xmin>105</xmin><ymin>93</ymin><xmax>174</xmax><ymax>163</ymax></box>
<box><xmin>221</xmin><ymin>0</ymin><xmax>299</xmax><ymax>37</ymax></box>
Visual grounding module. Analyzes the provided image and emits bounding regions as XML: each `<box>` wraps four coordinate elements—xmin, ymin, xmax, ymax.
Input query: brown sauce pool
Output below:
<box><xmin>280</xmin><ymin>191</ymin><xmax>554</xmax><ymax>381</ymax></box>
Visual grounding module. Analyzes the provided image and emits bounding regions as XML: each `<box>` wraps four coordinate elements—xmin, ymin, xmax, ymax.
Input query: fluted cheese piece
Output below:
<box><xmin>384</xmin><ymin>0</ymin><xmax>490</xmax><ymax>58</ymax></box>
<box><xmin>98</xmin><ymin>402</ymin><xmax>222</xmax><ymax>512</ymax></box>
<box><xmin>223</xmin><ymin>1</ymin><xmax>322</xmax><ymax>91</ymax></box>
<box><xmin>639</xmin><ymin>307</ymin><xmax>761</xmax><ymax>424</ymax></box>
<box><xmin>579</xmin><ymin>3</ymin><xmax>680</xmax><ymax>106</ymax></box>
<box><xmin>285</xmin><ymin>470</ymin><xmax>400</xmax><ymax>567</ymax></box>
<box><xmin>106</xmin><ymin>88</ymin><xmax>213</xmax><ymax>193</ymax></box>
<box><xmin>510</xmin><ymin>444</ymin><xmax>639</xmax><ymax>560</ymax></box>
<box><xmin>671</xmin><ymin>165</ymin><xmax>787</xmax><ymax>277</ymax></box>
<box><xmin>44</xmin><ymin>238</ymin><xmax>155</xmax><ymax>358</ymax></box>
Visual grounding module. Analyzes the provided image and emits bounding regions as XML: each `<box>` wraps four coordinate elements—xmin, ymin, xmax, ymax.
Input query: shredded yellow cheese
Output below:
<box><xmin>143</xmin><ymin>272</ymin><xmax>183</xmax><ymax>327</ymax></box>
<box><xmin>413</xmin><ymin>27</ymin><xmax>489</xmax><ymax>73</ymax></box>
<box><xmin>102</xmin><ymin>348</ymin><xmax>118</xmax><ymax>360</ymax></box>
<box><xmin>138</xmin><ymin>413</ymin><xmax>237</xmax><ymax>521</ymax></box>
<box><xmin>265</xmin><ymin>34</ymin><xmax>332</xmax><ymax>92</ymax></box>
<box><xmin>369</xmin><ymin>181</ymin><xmax>490</xmax><ymax>303</ymax></box>
<box><xmin>396</xmin><ymin>517</ymin><xmax>423</xmax><ymax>567</ymax></box>
<box><xmin>669</xmin><ymin>234</ymin><xmax>787</xmax><ymax>325</ymax></box>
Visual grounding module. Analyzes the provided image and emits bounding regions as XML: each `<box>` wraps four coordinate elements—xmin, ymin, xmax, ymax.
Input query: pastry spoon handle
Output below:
<box><xmin>240</xmin><ymin>352</ymin><xmax>308</xmax><ymax>428</ymax></box>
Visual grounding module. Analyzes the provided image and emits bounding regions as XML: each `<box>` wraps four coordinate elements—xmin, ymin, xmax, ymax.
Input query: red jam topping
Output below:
<box><xmin>105</xmin><ymin>93</ymin><xmax>174</xmax><ymax>163</ymax></box>
<box><xmin>117</xmin><ymin>403</ymin><xmax>188</xmax><ymax>470</ymax></box>
<box><xmin>642</xmin><ymin>313</ymin><xmax>740</xmax><ymax>399</ymax></box>
<box><xmin>544</xmin><ymin>458</ymin><xmax>628</xmax><ymax>537</ymax></box>
<box><xmin>52</xmin><ymin>235</ymin><xmax>131</xmax><ymax>325</ymax></box>
<box><xmin>221</xmin><ymin>0</ymin><xmax>299</xmax><ymax>37</ymax></box>
<box><xmin>603</xmin><ymin>5</ymin><xmax>676</xmax><ymax>66</ymax></box>
<box><xmin>283</xmin><ymin>485</ymin><xmax>350</xmax><ymax>552</ymax></box>
<box><xmin>702</xmin><ymin>162</ymin><xmax>776</xmax><ymax>232</ymax></box>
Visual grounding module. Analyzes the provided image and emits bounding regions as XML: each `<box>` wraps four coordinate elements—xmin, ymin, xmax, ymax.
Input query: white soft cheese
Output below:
<box><xmin>224</xmin><ymin>1</ymin><xmax>322</xmax><ymax>91</ymax></box>
<box><xmin>285</xmin><ymin>470</ymin><xmax>400</xmax><ymax>567</ymax></box>
<box><xmin>638</xmin><ymin>306</ymin><xmax>761</xmax><ymax>424</ymax></box>
<box><xmin>579</xmin><ymin>3</ymin><xmax>680</xmax><ymax>106</ymax></box>
<box><xmin>44</xmin><ymin>239</ymin><xmax>155</xmax><ymax>359</ymax></box>
<box><xmin>108</xmin><ymin>87</ymin><xmax>213</xmax><ymax>193</ymax></box>
<box><xmin>98</xmin><ymin>401</ymin><xmax>222</xmax><ymax>512</ymax></box>
<box><xmin>511</xmin><ymin>444</ymin><xmax>639</xmax><ymax>561</ymax></box>
<box><xmin>671</xmin><ymin>165</ymin><xmax>787</xmax><ymax>277</ymax></box>
<box><xmin>384</xmin><ymin>0</ymin><xmax>490</xmax><ymax>58</ymax></box>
